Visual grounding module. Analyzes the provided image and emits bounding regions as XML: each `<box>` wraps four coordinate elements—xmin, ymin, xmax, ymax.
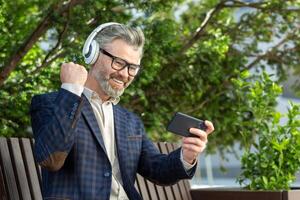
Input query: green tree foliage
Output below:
<box><xmin>0</xmin><ymin>0</ymin><xmax>300</xmax><ymax>155</ymax></box>
<box><xmin>236</xmin><ymin>72</ymin><xmax>300</xmax><ymax>190</ymax></box>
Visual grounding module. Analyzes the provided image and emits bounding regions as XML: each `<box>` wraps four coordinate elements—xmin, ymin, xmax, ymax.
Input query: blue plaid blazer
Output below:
<box><xmin>30</xmin><ymin>88</ymin><xmax>195</xmax><ymax>200</ymax></box>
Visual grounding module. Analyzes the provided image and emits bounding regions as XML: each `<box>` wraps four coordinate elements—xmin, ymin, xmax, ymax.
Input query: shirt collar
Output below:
<box><xmin>83</xmin><ymin>87</ymin><xmax>120</xmax><ymax>105</ymax></box>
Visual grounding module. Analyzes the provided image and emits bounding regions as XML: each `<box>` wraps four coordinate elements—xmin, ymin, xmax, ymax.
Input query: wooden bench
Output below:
<box><xmin>0</xmin><ymin>137</ymin><xmax>202</xmax><ymax>200</ymax></box>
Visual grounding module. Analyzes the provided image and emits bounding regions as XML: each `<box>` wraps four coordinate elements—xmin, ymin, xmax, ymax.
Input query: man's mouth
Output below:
<box><xmin>112</xmin><ymin>78</ymin><xmax>124</xmax><ymax>84</ymax></box>
<box><xmin>110</xmin><ymin>78</ymin><xmax>126</xmax><ymax>89</ymax></box>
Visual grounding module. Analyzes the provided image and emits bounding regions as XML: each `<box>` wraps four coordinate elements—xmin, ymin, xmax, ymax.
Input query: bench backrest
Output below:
<box><xmin>0</xmin><ymin>137</ymin><xmax>192</xmax><ymax>200</ymax></box>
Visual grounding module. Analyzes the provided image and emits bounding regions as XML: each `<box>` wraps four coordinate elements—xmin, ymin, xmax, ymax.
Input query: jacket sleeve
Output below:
<box><xmin>136</xmin><ymin>118</ymin><xmax>197</xmax><ymax>185</ymax></box>
<box><xmin>30</xmin><ymin>88</ymin><xmax>83</xmax><ymax>171</ymax></box>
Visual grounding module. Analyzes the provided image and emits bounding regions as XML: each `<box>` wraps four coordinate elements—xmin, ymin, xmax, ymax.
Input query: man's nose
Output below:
<box><xmin>118</xmin><ymin>66</ymin><xmax>129</xmax><ymax>78</ymax></box>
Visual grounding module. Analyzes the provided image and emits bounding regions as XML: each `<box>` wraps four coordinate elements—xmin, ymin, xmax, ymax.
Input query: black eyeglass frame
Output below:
<box><xmin>99</xmin><ymin>48</ymin><xmax>141</xmax><ymax>77</ymax></box>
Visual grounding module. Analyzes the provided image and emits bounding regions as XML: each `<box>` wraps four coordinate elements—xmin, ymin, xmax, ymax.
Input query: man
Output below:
<box><xmin>30</xmin><ymin>22</ymin><xmax>214</xmax><ymax>200</ymax></box>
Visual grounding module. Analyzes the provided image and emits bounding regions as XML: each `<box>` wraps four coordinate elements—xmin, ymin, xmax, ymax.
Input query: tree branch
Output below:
<box><xmin>179</xmin><ymin>0</ymin><xmax>274</xmax><ymax>55</ymax></box>
<box><xmin>223</xmin><ymin>0</ymin><xmax>267</xmax><ymax>9</ymax></box>
<box><xmin>245</xmin><ymin>34</ymin><xmax>293</xmax><ymax>70</ymax></box>
<box><xmin>19</xmin><ymin>51</ymin><xmax>66</xmax><ymax>86</ymax></box>
<box><xmin>19</xmin><ymin>20</ymin><xmax>70</xmax><ymax>86</ymax></box>
<box><xmin>180</xmin><ymin>0</ymin><xmax>228</xmax><ymax>54</ymax></box>
<box><xmin>44</xmin><ymin>20</ymin><xmax>69</xmax><ymax>66</ymax></box>
<box><xmin>224</xmin><ymin>0</ymin><xmax>300</xmax><ymax>12</ymax></box>
<box><xmin>0</xmin><ymin>0</ymin><xmax>85</xmax><ymax>87</ymax></box>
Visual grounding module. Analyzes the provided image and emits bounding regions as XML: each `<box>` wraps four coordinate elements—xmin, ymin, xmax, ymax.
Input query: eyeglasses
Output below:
<box><xmin>99</xmin><ymin>48</ymin><xmax>141</xmax><ymax>77</ymax></box>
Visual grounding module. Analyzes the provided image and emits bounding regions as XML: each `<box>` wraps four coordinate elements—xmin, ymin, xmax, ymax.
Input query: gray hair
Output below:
<box><xmin>95</xmin><ymin>24</ymin><xmax>145</xmax><ymax>57</ymax></box>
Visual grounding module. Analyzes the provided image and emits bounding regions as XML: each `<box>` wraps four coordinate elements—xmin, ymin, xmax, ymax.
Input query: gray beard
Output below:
<box><xmin>95</xmin><ymin>73</ymin><xmax>125</xmax><ymax>99</ymax></box>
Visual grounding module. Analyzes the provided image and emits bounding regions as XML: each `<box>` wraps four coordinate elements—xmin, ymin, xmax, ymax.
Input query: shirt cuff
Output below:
<box><xmin>61</xmin><ymin>83</ymin><xmax>84</xmax><ymax>97</ymax></box>
<box><xmin>180</xmin><ymin>148</ymin><xmax>197</xmax><ymax>171</ymax></box>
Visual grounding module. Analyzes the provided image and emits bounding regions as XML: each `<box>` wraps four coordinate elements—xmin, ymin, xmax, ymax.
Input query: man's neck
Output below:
<box><xmin>85</xmin><ymin>75</ymin><xmax>110</xmax><ymax>102</ymax></box>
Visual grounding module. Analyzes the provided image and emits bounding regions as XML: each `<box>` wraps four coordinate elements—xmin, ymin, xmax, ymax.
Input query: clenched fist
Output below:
<box><xmin>60</xmin><ymin>62</ymin><xmax>88</xmax><ymax>86</ymax></box>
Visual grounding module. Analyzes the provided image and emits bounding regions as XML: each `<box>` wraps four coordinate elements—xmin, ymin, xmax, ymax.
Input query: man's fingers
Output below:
<box><xmin>204</xmin><ymin>120</ymin><xmax>214</xmax><ymax>134</ymax></box>
<box><xmin>189</xmin><ymin>128</ymin><xmax>207</xmax><ymax>140</ymax></box>
<box><xmin>182</xmin><ymin>139</ymin><xmax>206</xmax><ymax>149</ymax></box>
<box><xmin>184</xmin><ymin>134</ymin><xmax>207</xmax><ymax>144</ymax></box>
<box><xmin>182</xmin><ymin>138</ymin><xmax>207</xmax><ymax>159</ymax></box>
<box><xmin>182</xmin><ymin>144</ymin><xmax>204</xmax><ymax>153</ymax></box>
<box><xmin>60</xmin><ymin>62</ymin><xmax>88</xmax><ymax>85</ymax></box>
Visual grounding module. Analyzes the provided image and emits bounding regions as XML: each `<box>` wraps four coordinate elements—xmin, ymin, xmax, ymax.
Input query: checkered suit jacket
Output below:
<box><xmin>30</xmin><ymin>88</ymin><xmax>195</xmax><ymax>200</ymax></box>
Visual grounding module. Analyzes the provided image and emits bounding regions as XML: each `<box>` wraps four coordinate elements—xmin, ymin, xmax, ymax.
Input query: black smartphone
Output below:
<box><xmin>167</xmin><ymin>112</ymin><xmax>207</xmax><ymax>137</ymax></box>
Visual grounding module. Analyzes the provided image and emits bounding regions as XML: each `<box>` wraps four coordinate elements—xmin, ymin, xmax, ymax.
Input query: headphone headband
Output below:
<box><xmin>82</xmin><ymin>22</ymin><xmax>121</xmax><ymax>64</ymax></box>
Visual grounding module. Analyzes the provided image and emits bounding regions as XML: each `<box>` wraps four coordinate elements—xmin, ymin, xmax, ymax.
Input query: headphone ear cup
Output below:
<box><xmin>82</xmin><ymin>22</ymin><xmax>120</xmax><ymax>64</ymax></box>
<box><xmin>84</xmin><ymin>40</ymin><xmax>99</xmax><ymax>64</ymax></box>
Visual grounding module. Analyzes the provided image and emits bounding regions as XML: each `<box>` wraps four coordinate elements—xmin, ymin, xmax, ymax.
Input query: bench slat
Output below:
<box><xmin>170</xmin><ymin>143</ymin><xmax>193</xmax><ymax>200</ymax></box>
<box><xmin>9</xmin><ymin>138</ymin><xmax>32</xmax><ymax>199</ymax></box>
<box><xmin>0</xmin><ymin>164</ymin><xmax>8</xmax><ymax>200</ymax></box>
<box><xmin>153</xmin><ymin>142</ymin><xmax>167</xmax><ymax>200</ymax></box>
<box><xmin>158</xmin><ymin>142</ymin><xmax>176</xmax><ymax>200</ymax></box>
<box><xmin>0</xmin><ymin>138</ymin><xmax>20</xmax><ymax>200</ymax></box>
<box><xmin>166</xmin><ymin>143</ymin><xmax>184</xmax><ymax>200</ymax></box>
<box><xmin>30</xmin><ymin>138</ymin><xmax>42</xmax><ymax>185</ymax></box>
<box><xmin>20</xmin><ymin>138</ymin><xmax>43</xmax><ymax>200</ymax></box>
<box><xmin>145</xmin><ymin>178</ymin><xmax>159</xmax><ymax>200</ymax></box>
<box><xmin>0</xmin><ymin>137</ymin><xmax>193</xmax><ymax>200</ymax></box>
<box><xmin>173</xmin><ymin>143</ymin><xmax>192</xmax><ymax>200</ymax></box>
<box><xmin>136</xmin><ymin>174</ymin><xmax>150</xmax><ymax>200</ymax></box>
<box><xmin>134</xmin><ymin>179</ymin><xmax>139</xmax><ymax>194</ymax></box>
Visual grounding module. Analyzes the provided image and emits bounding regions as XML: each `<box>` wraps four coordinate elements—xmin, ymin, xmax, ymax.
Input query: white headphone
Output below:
<box><xmin>82</xmin><ymin>22</ymin><xmax>121</xmax><ymax>65</ymax></box>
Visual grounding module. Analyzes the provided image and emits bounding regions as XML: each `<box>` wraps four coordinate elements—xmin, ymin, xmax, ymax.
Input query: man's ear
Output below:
<box><xmin>89</xmin><ymin>55</ymin><xmax>101</xmax><ymax>71</ymax></box>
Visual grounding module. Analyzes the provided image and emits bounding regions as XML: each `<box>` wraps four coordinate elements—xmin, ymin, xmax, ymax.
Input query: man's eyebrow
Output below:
<box><xmin>115</xmin><ymin>55</ymin><xmax>140</xmax><ymax>66</ymax></box>
<box><xmin>104</xmin><ymin>48</ymin><xmax>140</xmax><ymax>66</ymax></box>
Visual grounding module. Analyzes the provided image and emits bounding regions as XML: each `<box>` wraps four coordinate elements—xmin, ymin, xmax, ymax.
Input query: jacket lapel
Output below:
<box><xmin>81</xmin><ymin>95</ymin><xmax>108</xmax><ymax>156</ymax></box>
<box><xmin>113</xmin><ymin>106</ymin><xmax>129</xmax><ymax>180</ymax></box>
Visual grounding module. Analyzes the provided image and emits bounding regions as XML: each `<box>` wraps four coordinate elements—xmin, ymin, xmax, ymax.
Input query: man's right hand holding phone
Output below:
<box><xmin>182</xmin><ymin>120</ymin><xmax>214</xmax><ymax>164</ymax></box>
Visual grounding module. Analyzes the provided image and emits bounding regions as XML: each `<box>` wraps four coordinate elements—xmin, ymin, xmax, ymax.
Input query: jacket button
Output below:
<box><xmin>104</xmin><ymin>172</ymin><xmax>110</xmax><ymax>177</ymax></box>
